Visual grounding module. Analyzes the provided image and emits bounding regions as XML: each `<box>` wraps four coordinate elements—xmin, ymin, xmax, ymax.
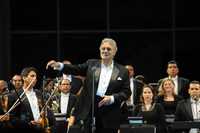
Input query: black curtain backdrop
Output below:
<box><xmin>1</xmin><ymin>0</ymin><xmax>200</xmax><ymax>83</ymax></box>
<box><xmin>0</xmin><ymin>0</ymin><xmax>11</xmax><ymax>80</ymax></box>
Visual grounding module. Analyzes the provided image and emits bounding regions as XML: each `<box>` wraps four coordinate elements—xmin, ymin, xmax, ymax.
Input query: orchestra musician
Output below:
<box><xmin>9</xmin><ymin>67</ymin><xmax>55</xmax><ymax>133</ymax></box>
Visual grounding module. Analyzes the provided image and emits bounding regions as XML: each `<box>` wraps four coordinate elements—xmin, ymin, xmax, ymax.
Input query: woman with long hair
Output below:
<box><xmin>132</xmin><ymin>85</ymin><xmax>166</xmax><ymax>133</ymax></box>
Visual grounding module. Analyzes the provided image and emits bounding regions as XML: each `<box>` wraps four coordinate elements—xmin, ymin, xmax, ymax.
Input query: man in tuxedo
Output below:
<box><xmin>10</xmin><ymin>67</ymin><xmax>55</xmax><ymax>133</ymax></box>
<box><xmin>52</xmin><ymin>78</ymin><xmax>77</xmax><ymax>133</ymax></box>
<box><xmin>46</xmin><ymin>38</ymin><xmax>131</xmax><ymax>133</ymax></box>
<box><xmin>175</xmin><ymin>80</ymin><xmax>200</xmax><ymax>133</ymax></box>
<box><xmin>0</xmin><ymin>80</ymin><xmax>12</xmax><ymax>131</ymax></box>
<box><xmin>125</xmin><ymin>65</ymin><xmax>144</xmax><ymax>106</ymax></box>
<box><xmin>57</xmin><ymin>78</ymin><xmax>77</xmax><ymax>117</ymax></box>
<box><xmin>120</xmin><ymin>65</ymin><xmax>144</xmax><ymax>124</ymax></box>
<box><xmin>158</xmin><ymin>60</ymin><xmax>190</xmax><ymax>99</ymax></box>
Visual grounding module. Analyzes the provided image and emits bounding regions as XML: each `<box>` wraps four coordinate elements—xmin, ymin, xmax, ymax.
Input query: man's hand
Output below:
<box><xmin>67</xmin><ymin>116</ymin><xmax>75</xmax><ymax>127</ymax></box>
<box><xmin>24</xmin><ymin>77</ymin><xmax>37</xmax><ymax>92</ymax></box>
<box><xmin>0</xmin><ymin>114</ymin><xmax>9</xmax><ymax>122</ymax></box>
<box><xmin>98</xmin><ymin>95</ymin><xmax>112</xmax><ymax>107</ymax></box>
<box><xmin>30</xmin><ymin>120</ymin><xmax>42</xmax><ymax>126</ymax></box>
<box><xmin>46</xmin><ymin>60</ymin><xmax>61</xmax><ymax>70</ymax></box>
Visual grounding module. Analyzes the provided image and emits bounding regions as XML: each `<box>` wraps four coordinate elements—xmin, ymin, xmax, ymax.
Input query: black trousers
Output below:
<box><xmin>82</xmin><ymin>95</ymin><xmax>118</xmax><ymax>133</ymax></box>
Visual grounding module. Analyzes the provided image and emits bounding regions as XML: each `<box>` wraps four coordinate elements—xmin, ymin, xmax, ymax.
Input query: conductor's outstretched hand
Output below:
<box><xmin>46</xmin><ymin>60</ymin><xmax>61</xmax><ymax>70</ymax></box>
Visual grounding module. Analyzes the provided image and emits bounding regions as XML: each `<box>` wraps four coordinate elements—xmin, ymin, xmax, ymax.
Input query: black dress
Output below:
<box><xmin>132</xmin><ymin>103</ymin><xmax>167</xmax><ymax>133</ymax></box>
<box><xmin>156</xmin><ymin>95</ymin><xmax>183</xmax><ymax>115</ymax></box>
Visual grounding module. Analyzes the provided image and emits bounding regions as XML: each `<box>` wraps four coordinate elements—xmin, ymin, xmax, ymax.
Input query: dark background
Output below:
<box><xmin>0</xmin><ymin>0</ymin><xmax>200</xmax><ymax>83</ymax></box>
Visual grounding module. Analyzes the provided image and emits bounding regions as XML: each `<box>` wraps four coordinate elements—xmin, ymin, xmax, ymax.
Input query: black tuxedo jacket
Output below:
<box><xmin>61</xmin><ymin>59</ymin><xmax>131</xmax><ymax>128</ymax></box>
<box><xmin>10</xmin><ymin>88</ymin><xmax>55</xmax><ymax>131</ymax></box>
<box><xmin>132</xmin><ymin>79</ymin><xmax>144</xmax><ymax>105</ymax></box>
<box><xmin>174</xmin><ymin>99</ymin><xmax>195</xmax><ymax>133</ymax></box>
<box><xmin>175</xmin><ymin>99</ymin><xmax>194</xmax><ymax>121</ymax></box>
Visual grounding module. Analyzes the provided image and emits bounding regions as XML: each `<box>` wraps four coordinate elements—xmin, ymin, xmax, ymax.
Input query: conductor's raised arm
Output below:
<box><xmin>46</xmin><ymin>60</ymin><xmax>63</xmax><ymax>70</ymax></box>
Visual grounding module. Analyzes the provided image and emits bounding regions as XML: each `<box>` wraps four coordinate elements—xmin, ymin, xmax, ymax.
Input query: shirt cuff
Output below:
<box><xmin>56</xmin><ymin>62</ymin><xmax>64</xmax><ymax>71</ymax></box>
<box><xmin>109</xmin><ymin>96</ymin><xmax>115</xmax><ymax>104</ymax></box>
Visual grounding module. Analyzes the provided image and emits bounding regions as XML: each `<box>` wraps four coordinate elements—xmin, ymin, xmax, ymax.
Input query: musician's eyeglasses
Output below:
<box><xmin>101</xmin><ymin>47</ymin><xmax>112</xmax><ymax>51</ymax></box>
<box><xmin>61</xmin><ymin>83</ymin><xmax>70</xmax><ymax>86</ymax></box>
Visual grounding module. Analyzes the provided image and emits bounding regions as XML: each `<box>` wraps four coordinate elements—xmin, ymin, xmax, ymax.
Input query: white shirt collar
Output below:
<box><xmin>61</xmin><ymin>92</ymin><xmax>70</xmax><ymax>97</ymax></box>
<box><xmin>24</xmin><ymin>87</ymin><xmax>34</xmax><ymax>94</ymax></box>
<box><xmin>191</xmin><ymin>97</ymin><xmax>200</xmax><ymax>104</ymax></box>
<box><xmin>169</xmin><ymin>75</ymin><xmax>178</xmax><ymax>80</ymax></box>
<box><xmin>101</xmin><ymin>60</ymin><xmax>114</xmax><ymax>70</ymax></box>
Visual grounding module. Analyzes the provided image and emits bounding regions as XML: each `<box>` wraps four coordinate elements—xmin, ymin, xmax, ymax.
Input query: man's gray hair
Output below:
<box><xmin>100</xmin><ymin>38</ymin><xmax>118</xmax><ymax>51</ymax></box>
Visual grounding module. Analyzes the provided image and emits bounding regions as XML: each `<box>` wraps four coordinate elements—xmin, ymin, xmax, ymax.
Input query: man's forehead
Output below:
<box><xmin>190</xmin><ymin>83</ymin><xmax>200</xmax><ymax>87</ymax></box>
<box><xmin>13</xmin><ymin>75</ymin><xmax>22</xmax><ymax>79</ymax></box>
<box><xmin>101</xmin><ymin>42</ymin><xmax>113</xmax><ymax>47</ymax></box>
<box><xmin>168</xmin><ymin>64</ymin><xmax>177</xmax><ymax>67</ymax></box>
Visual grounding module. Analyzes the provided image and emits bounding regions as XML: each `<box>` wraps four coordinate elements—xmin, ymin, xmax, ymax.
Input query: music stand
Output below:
<box><xmin>54</xmin><ymin>113</ymin><xmax>67</xmax><ymax>133</ymax></box>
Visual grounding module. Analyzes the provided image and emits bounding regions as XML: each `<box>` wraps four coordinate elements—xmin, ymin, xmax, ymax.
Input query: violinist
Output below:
<box><xmin>10</xmin><ymin>67</ymin><xmax>55</xmax><ymax>133</ymax></box>
<box><xmin>0</xmin><ymin>80</ymin><xmax>11</xmax><ymax>130</ymax></box>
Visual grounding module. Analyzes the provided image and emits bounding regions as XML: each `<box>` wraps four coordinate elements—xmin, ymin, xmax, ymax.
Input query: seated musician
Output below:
<box><xmin>175</xmin><ymin>80</ymin><xmax>200</xmax><ymax>133</ymax></box>
<box><xmin>10</xmin><ymin>67</ymin><xmax>55</xmax><ymax>133</ymax></box>
<box><xmin>156</xmin><ymin>78</ymin><xmax>183</xmax><ymax>122</ymax></box>
<box><xmin>0</xmin><ymin>80</ymin><xmax>12</xmax><ymax>130</ymax></box>
<box><xmin>132</xmin><ymin>85</ymin><xmax>167</xmax><ymax>133</ymax></box>
<box><xmin>51</xmin><ymin>77</ymin><xmax>77</xmax><ymax>133</ymax></box>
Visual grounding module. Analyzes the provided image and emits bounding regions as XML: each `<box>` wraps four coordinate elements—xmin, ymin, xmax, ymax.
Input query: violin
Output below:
<box><xmin>38</xmin><ymin>111</ymin><xmax>51</xmax><ymax>133</ymax></box>
<box><xmin>37</xmin><ymin>77</ymin><xmax>60</xmax><ymax>133</ymax></box>
<box><xmin>38</xmin><ymin>98</ymin><xmax>52</xmax><ymax>133</ymax></box>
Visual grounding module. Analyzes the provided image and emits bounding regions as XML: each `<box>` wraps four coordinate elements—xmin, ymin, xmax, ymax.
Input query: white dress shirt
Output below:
<box><xmin>96</xmin><ymin>62</ymin><xmax>113</xmax><ymax>97</ymax></box>
<box><xmin>130</xmin><ymin>77</ymin><xmax>135</xmax><ymax>105</ymax></box>
<box><xmin>96</xmin><ymin>61</ymin><xmax>114</xmax><ymax>104</ymax></box>
<box><xmin>127</xmin><ymin>77</ymin><xmax>134</xmax><ymax>105</ymax></box>
<box><xmin>190</xmin><ymin>98</ymin><xmax>200</xmax><ymax>133</ymax></box>
<box><xmin>169</xmin><ymin>76</ymin><xmax>178</xmax><ymax>95</ymax></box>
<box><xmin>191</xmin><ymin>98</ymin><xmax>200</xmax><ymax>120</ymax></box>
<box><xmin>25</xmin><ymin>88</ymin><xmax>40</xmax><ymax>121</ymax></box>
<box><xmin>60</xmin><ymin>92</ymin><xmax>69</xmax><ymax>114</ymax></box>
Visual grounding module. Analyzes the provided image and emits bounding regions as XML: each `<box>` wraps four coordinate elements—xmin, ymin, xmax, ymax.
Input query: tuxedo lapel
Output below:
<box><xmin>106</xmin><ymin>64</ymin><xmax>119</xmax><ymax>93</ymax></box>
<box><xmin>58</xmin><ymin>94</ymin><xmax>61</xmax><ymax>113</ymax></box>
<box><xmin>133</xmin><ymin>80</ymin><xmax>137</xmax><ymax>101</ymax></box>
<box><xmin>92</xmin><ymin>62</ymin><xmax>101</xmax><ymax>93</ymax></box>
<box><xmin>35</xmin><ymin>91</ymin><xmax>42</xmax><ymax>112</ymax></box>
<box><xmin>23</xmin><ymin>95</ymin><xmax>33</xmax><ymax>114</ymax></box>
<box><xmin>66</xmin><ymin>94</ymin><xmax>72</xmax><ymax>115</ymax></box>
<box><xmin>93</xmin><ymin>64</ymin><xmax>101</xmax><ymax>83</ymax></box>
<box><xmin>20</xmin><ymin>90</ymin><xmax>34</xmax><ymax>120</ymax></box>
<box><xmin>110</xmin><ymin>65</ymin><xmax>119</xmax><ymax>81</ymax></box>
<box><xmin>178</xmin><ymin>77</ymin><xmax>181</xmax><ymax>94</ymax></box>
